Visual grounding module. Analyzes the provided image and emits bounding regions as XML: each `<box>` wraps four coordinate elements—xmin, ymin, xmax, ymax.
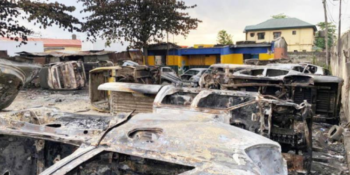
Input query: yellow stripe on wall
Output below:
<box><xmin>167</xmin><ymin>55</ymin><xmax>178</xmax><ymax>66</ymax></box>
<box><xmin>259</xmin><ymin>54</ymin><xmax>275</xmax><ymax>60</ymax></box>
<box><xmin>205</xmin><ymin>55</ymin><xmax>216</xmax><ymax>65</ymax></box>
<box><xmin>221</xmin><ymin>54</ymin><xmax>244</xmax><ymax>64</ymax></box>
<box><xmin>147</xmin><ymin>56</ymin><xmax>155</xmax><ymax>66</ymax></box>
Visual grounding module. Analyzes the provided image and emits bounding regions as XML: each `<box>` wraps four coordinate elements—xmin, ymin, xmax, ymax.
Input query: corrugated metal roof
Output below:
<box><xmin>17</xmin><ymin>50</ymin><xmax>115</xmax><ymax>57</ymax></box>
<box><xmin>0</xmin><ymin>37</ymin><xmax>82</xmax><ymax>47</ymax></box>
<box><xmin>244</xmin><ymin>18</ymin><xmax>317</xmax><ymax>32</ymax></box>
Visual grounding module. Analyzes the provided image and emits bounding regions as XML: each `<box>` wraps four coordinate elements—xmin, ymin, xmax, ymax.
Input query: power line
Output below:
<box><xmin>326</xmin><ymin>2</ymin><xmax>337</xmax><ymax>24</ymax></box>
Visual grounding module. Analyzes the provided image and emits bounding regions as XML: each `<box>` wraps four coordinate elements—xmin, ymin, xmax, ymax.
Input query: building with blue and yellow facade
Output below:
<box><xmin>146</xmin><ymin>37</ymin><xmax>287</xmax><ymax>74</ymax></box>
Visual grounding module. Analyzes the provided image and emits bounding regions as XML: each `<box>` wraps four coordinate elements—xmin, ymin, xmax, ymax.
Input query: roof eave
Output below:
<box><xmin>244</xmin><ymin>26</ymin><xmax>317</xmax><ymax>32</ymax></box>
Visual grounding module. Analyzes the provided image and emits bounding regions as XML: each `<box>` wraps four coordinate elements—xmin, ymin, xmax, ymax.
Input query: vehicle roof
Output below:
<box><xmin>89</xmin><ymin>66</ymin><xmax>122</xmax><ymax>73</ymax></box>
<box><xmin>97</xmin><ymin>113</ymin><xmax>280</xmax><ymax>172</ymax></box>
<box><xmin>209</xmin><ymin>64</ymin><xmax>255</xmax><ymax>69</ymax></box>
<box><xmin>187</xmin><ymin>68</ymin><xmax>208</xmax><ymax>71</ymax></box>
<box><xmin>266</xmin><ymin>63</ymin><xmax>303</xmax><ymax>69</ymax></box>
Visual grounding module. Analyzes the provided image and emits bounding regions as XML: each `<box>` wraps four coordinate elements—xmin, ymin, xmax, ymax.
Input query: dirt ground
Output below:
<box><xmin>1</xmin><ymin>88</ymin><xmax>350</xmax><ymax>175</ymax></box>
<box><xmin>3</xmin><ymin>88</ymin><xmax>108</xmax><ymax>116</ymax></box>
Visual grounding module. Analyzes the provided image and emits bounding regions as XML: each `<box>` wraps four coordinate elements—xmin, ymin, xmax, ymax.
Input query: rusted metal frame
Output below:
<box><xmin>35</xmin><ymin>139</ymin><xmax>46</xmax><ymax>174</ymax></box>
<box><xmin>222</xmin><ymin>83</ymin><xmax>283</xmax><ymax>88</ymax></box>
<box><xmin>41</xmin><ymin>146</ymin><xmax>101</xmax><ymax>175</ymax></box>
<box><xmin>225</xmin><ymin>100</ymin><xmax>257</xmax><ymax>111</ymax></box>
<box><xmin>301</xmin><ymin>104</ymin><xmax>313</xmax><ymax>173</ymax></box>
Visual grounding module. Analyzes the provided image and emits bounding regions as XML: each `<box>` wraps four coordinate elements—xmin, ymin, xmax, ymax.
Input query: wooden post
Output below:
<box><xmin>323</xmin><ymin>0</ymin><xmax>330</xmax><ymax>67</ymax></box>
<box><xmin>338</xmin><ymin>0</ymin><xmax>342</xmax><ymax>61</ymax></box>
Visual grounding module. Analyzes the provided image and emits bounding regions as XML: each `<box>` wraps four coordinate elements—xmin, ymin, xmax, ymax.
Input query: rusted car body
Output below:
<box><xmin>89</xmin><ymin>66</ymin><xmax>157</xmax><ymax>112</ymax></box>
<box><xmin>181</xmin><ymin>68</ymin><xmax>207</xmax><ymax>87</ymax></box>
<box><xmin>223</xmin><ymin>67</ymin><xmax>342</xmax><ymax>123</ymax></box>
<box><xmin>200</xmin><ymin>64</ymin><xmax>343</xmax><ymax>123</ymax></box>
<box><xmin>89</xmin><ymin>65</ymin><xmax>181</xmax><ymax>112</ymax></box>
<box><xmin>0</xmin><ymin>59</ymin><xmax>41</xmax><ymax>110</ymax></box>
<box><xmin>0</xmin><ymin>108</ymin><xmax>287</xmax><ymax>175</ymax></box>
<box><xmin>98</xmin><ymin>82</ymin><xmax>313</xmax><ymax>174</ymax></box>
<box><xmin>40</xmin><ymin>61</ymin><xmax>86</xmax><ymax>90</ymax></box>
<box><xmin>0</xmin><ymin>107</ymin><xmax>113</xmax><ymax>174</ymax></box>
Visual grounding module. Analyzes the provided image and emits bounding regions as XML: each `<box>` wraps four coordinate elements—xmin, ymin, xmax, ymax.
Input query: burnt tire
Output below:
<box><xmin>328</xmin><ymin>125</ymin><xmax>344</xmax><ymax>141</ymax></box>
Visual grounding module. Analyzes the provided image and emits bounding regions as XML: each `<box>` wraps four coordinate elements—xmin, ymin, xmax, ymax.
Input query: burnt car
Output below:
<box><xmin>199</xmin><ymin>64</ymin><xmax>256</xmax><ymax>89</ymax></box>
<box><xmin>98</xmin><ymin>82</ymin><xmax>313</xmax><ymax>174</ymax></box>
<box><xmin>222</xmin><ymin>67</ymin><xmax>342</xmax><ymax>123</ymax></box>
<box><xmin>89</xmin><ymin>65</ymin><xmax>182</xmax><ymax>112</ymax></box>
<box><xmin>152</xmin><ymin>66</ymin><xmax>182</xmax><ymax>85</ymax></box>
<box><xmin>200</xmin><ymin>64</ymin><xmax>343</xmax><ymax>123</ymax></box>
<box><xmin>181</xmin><ymin>68</ymin><xmax>207</xmax><ymax>87</ymax></box>
<box><xmin>0</xmin><ymin>108</ymin><xmax>287</xmax><ymax>175</ymax></box>
<box><xmin>0</xmin><ymin>59</ymin><xmax>41</xmax><ymax>110</ymax></box>
<box><xmin>266</xmin><ymin>63</ymin><xmax>331</xmax><ymax>76</ymax></box>
<box><xmin>40</xmin><ymin>61</ymin><xmax>86</xmax><ymax>90</ymax></box>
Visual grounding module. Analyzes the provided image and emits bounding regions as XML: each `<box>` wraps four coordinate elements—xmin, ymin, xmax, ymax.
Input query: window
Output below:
<box><xmin>257</xmin><ymin>33</ymin><xmax>265</xmax><ymax>40</ymax></box>
<box><xmin>273</xmin><ymin>32</ymin><xmax>281</xmax><ymax>39</ymax></box>
<box><xmin>293</xmin><ymin>66</ymin><xmax>304</xmax><ymax>72</ymax></box>
<box><xmin>185</xmin><ymin>70</ymin><xmax>200</xmax><ymax>75</ymax></box>
<box><xmin>162</xmin><ymin>68</ymin><xmax>173</xmax><ymax>72</ymax></box>
<box><xmin>250</xmin><ymin>33</ymin><xmax>255</xmax><ymax>37</ymax></box>
<box><xmin>292</xmin><ymin>31</ymin><xmax>297</xmax><ymax>35</ymax></box>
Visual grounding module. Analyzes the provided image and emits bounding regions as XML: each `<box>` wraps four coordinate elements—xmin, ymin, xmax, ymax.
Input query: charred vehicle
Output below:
<box><xmin>40</xmin><ymin>61</ymin><xmax>86</xmax><ymax>90</ymax></box>
<box><xmin>222</xmin><ymin>67</ymin><xmax>342</xmax><ymax>123</ymax></box>
<box><xmin>0</xmin><ymin>59</ymin><xmax>41</xmax><ymax>110</ymax></box>
<box><xmin>0</xmin><ymin>107</ymin><xmax>111</xmax><ymax>174</ymax></box>
<box><xmin>89</xmin><ymin>65</ymin><xmax>181</xmax><ymax>112</ymax></box>
<box><xmin>199</xmin><ymin>64</ymin><xmax>257</xmax><ymax>89</ymax></box>
<box><xmin>200</xmin><ymin>64</ymin><xmax>343</xmax><ymax>123</ymax></box>
<box><xmin>99</xmin><ymin>83</ymin><xmax>313</xmax><ymax>174</ymax></box>
<box><xmin>266</xmin><ymin>63</ymin><xmax>332</xmax><ymax>76</ymax></box>
<box><xmin>0</xmin><ymin>108</ymin><xmax>287</xmax><ymax>175</ymax></box>
<box><xmin>181</xmin><ymin>68</ymin><xmax>207</xmax><ymax>87</ymax></box>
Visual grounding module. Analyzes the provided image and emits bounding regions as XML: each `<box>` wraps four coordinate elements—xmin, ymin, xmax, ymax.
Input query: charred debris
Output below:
<box><xmin>0</xmin><ymin>57</ymin><xmax>348</xmax><ymax>175</ymax></box>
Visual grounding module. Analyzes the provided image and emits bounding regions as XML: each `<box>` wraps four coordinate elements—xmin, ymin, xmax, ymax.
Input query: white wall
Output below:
<box><xmin>0</xmin><ymin>40</ymin><xmax>44</xmax><ymax>56</ymax></box>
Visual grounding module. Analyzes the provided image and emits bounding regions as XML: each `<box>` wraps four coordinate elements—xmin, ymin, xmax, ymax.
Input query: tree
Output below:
<box><xmin>217</xmin><ymin>30</ymin><xmax>233</xmax><ymax>45</ymax></box>
<box><xmin>272</xmin><ymin>13</ymin><xmax>287</xmax><ymax>19</ymax></box>
<box><xmin>79</xmin><ymin>0</ymin><xmax>201</xmax><ymax>65</ymax></box>
<box><xmin>314</xmin><ymin>22</ymin><xmax>337</xmax><ymax>50</ymax></box>
<box><xmin>0</xmin><ymin>0</ymin><xmax>81</xmax><ymax>44</ymax></box>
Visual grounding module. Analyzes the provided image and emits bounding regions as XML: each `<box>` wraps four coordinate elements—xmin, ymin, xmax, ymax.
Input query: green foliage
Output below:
<box><xmin>0</xmin><ymin>0</ymin><xmax>80</xmax><ymax>44</ymax></box>
<box><xmin>314</xmin><ymin>22</ymin><xmax>337</xmax><ymax>50</ymax></box>
<box><xmin>80</xmin><ymin>0</ymin><xmax>201</xmax><ymax>49</ymax></box>
<box><xmin>272</xmin><ymin>14</ymin><xmax>287</xmax><ymax>19</ymax></box>
<box><xmin>217</xmin><ymin>30</ymin><xmax>233</xmax><ymax>45</ymax></box>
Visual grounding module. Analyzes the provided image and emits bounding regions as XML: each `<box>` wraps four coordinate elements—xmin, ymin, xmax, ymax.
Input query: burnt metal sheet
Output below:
<box><xmin>17</xmin><ymin>51</ymin><xmax>115</xmax><ymax>58</ymax></box>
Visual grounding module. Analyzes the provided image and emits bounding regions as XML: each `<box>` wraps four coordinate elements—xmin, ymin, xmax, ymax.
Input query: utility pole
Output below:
<box><xmin>323</xmin><ymin>0</ymin><xmax>329</xmax><ymax>67</ymax></box>
<box><xmin>338</xmin><ymin>0</ymin><xmax>342</xmax><ymax>60</ymax></box>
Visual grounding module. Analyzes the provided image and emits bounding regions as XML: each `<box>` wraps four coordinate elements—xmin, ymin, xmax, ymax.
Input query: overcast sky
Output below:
<box><xmin>22</xmin><ymin>0</ymin><xmax>350</xmax><ymax>51</ymax></box>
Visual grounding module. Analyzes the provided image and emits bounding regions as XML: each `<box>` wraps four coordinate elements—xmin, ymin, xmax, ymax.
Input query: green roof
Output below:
<box><xmin>244</xmin><ymin>18</ymin><xmax>317</xmax><ymax>32</ymax></box>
